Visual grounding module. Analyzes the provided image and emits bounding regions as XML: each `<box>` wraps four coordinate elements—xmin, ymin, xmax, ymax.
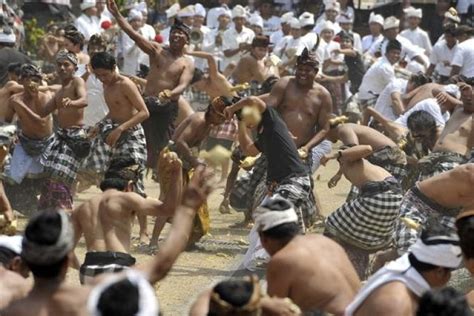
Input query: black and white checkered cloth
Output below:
<box><xmin>79</xmin><ymin>251</ymin><xmax>136</xmax><ymax>285</ymax></box>
<box><xmin>81</xmin><ymin>118</ymin><xmax>147</xmax><ymax>196</ymax></box>
<box><xmin>393</xmin><ymin>186</ymin><xmax>460</xmax><ymax>255</ymax></box>
<box><xmin>417</xmin><ymin>151</ymin><xmax>467</xmax><ymax>181</ymax></box>
<box><xmin>326</xmin><ymin>177</ymin><xmax>403</xmax><ymax>251</ymax></box>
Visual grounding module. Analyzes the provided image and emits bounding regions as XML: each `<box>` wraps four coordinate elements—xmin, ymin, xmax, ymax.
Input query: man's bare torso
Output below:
<box><xmin>342</xmin><ymin>160</ymin><xmax>392</xmax><ymax>188</ymax></box>
<box><xmin>103</xmin><ymin>76</ymin><xmax>138</xmax><ymax>124</ymax></box>
<box><xmin>405</xmin><ymin>83</ymin><xmax>442</xmax><ymax>110</ymax></box>
<box><xmin>434</xmin><ymin>107</ymin><xmax>473</xmax><ymax>155</ymax></box>
<box><xmin>12</xmin><ymin>92</ymin><xmax>53</xmax><ymax>139</ymax></box>
<box><xmin>55</xmin><ymin>77</ymin><xmax>85</xmax><ymax>128</ymax></box>
<box><xmin>232</xmin><ymin>54</ymin><xmax>278</xmax><ymax>84</ymax></box>
<box><xmin>340</xmin><ymin>123</ymin><xmax>397</xmax><ymax>149</ymax></box>
<box><xmin>73</xmin><ymin>195</ymin><xmax>106</xmax><ymax>251</ymax></box>
<box><xmin>172</xmin><ymin>112</ymin><xmax>210</xmax><ymax>149</ymax></box>
<box><xmin>0</xmin><ymin>82</ymin><xmax>22</xmax><ymax>122</ymax></box>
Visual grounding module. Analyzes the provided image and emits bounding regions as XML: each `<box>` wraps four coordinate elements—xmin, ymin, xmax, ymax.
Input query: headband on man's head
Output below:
<box><xmin>19</xmin><ymin>64</ymin><xmax>42</xmax><ymax>80</ymax></box>
<box><xmin>170</xmin><ymin>18</ymin><xmax>191</xmax><ymax>39</ymax></box>
<box><xmin>56</xmin><ymin>49</ymin><xmax>78</xmax><ymax>66</ymax></box>
<box><xmin>89</xmin><ymin>33</ymin><xmax>107</xmax><ymax>48</ymax></box>
<box><xmin>409</xmin><ymin>234</ymin><xmax>462</xmax><ymax>269</ymax></box>
<box><xmin>254</xmin><ymin>196</ymin><xmax>298</xmax><ymax>232</ymax></box>
<box><xmin>209</xmin><ymin>275</ymin><xmax>262</xmax><ymax>314</ymax></box>
<box><xmin>296</xmin><ymin>48</ymin><xmax>319</xmax><ymax>70</ymax></box>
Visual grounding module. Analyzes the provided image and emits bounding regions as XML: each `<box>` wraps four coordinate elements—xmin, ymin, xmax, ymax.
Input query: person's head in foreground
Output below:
<box><xmin>169</xmin><ymin>18</ymin><xmax>190</xmax><ymax>52</ymax></box>
<box><xmin>207</xmin><ymin>96</ymin><xmax>237</xmax><ymax>125</ymax></box>
<box><xmin>63</xmin><ymin>27</ymin><xmax>85</xmax><ymax>53</ymax></box>
<box><xmin>407</xmin><ymin>222</ymin><xmax>461</xmax><ymax>288</ymax></box>
<box><xmin>385</xmin><ymin>39</ymin><xmax>402</xmax><ymax>65</ymax></box>
<box><xmin>406</xmin><ymin>110</ymin><xmax>437</xmax><ymax>148</ymax></box>
<box><xmin>19</xmin><ymin>64</ymin><xmax>43</xmax><ymax>94</ymax></box>
<box><xmin>455</xmin><ymin>209</ymin><xmax>474</xmax><ymax>275</ymax></box>
<box><xmin>407</xmin><ymin>72</ymin><xmax>432</xmax><ymax>93</ymax></box>
<box><xmin>0</xmin><ymin>235</ymin><xmax>29</xmax><ymax>278</ymax></box>
<box><xmin>90</xmin><ymin>52</ymin><xmax>118</xmax><ymax>85</ymax></box>
<box><xmin>55</xmin><ymin>49</ymin><xmax>78</xmax><ymax>81</ymax></box>
<box><xmin>100</xmin><ymin>158</ymin><xmax>142</xmax><ymax>193</ymax></box>
<box><xmin>416</xmin><ymin>287</ymin><xmax>472</xmax><ymax>316</ymax></box>
<box><xmin>295</xmin><ymin>48</ymin><xmax>319</xmax><ymax>87</ymax></box>
<box><xmin>87</xmin><ymin>269</ymin><xmax>159</xmax><ymax>316</ymax></box>
<box><xmin>87</xmin><ymin>33</ymin><xmax>108</xmax><ymax>57</ymax></box>
<box><xmin>21</xmin><ymin>210</ymin><xmax>74</xmax><ymax>280</ymax></box>
<box><xmin>255</xmin><ymin>197</ymin><xmax>301</xmax><ymax>256</ymax></box>
<box><xmin>7</xmin><ymin>62</ymin><xmax>22</xmax><ymax>82</ymax></box>
<box><xmin>208</xmin><ymin>275</ymin><xmax>262</xmax><ymax>316</ymax></box>
<box><xmin>251</xmin><ymin>36</ymin><xmax>270</xmax><ymax>61</ymax></box>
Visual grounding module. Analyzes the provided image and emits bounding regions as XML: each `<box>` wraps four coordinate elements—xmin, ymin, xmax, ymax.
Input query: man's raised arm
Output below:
<box><xmin>107</xmin><ymin>0</ymin><xmax>159</xmax><ymax>56</ymax></box>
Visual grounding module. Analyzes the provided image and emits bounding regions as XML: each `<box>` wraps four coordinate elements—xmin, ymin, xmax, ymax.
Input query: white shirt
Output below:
<box><xmin>374</xmin><ymin>78</ymin><xmax>407</xmax><ymax>121</ymax></box>
<box><xmin>300</xmin><ymin>32</ymin><xmax>319</xmax><ymax>51</ymax></box>
<box><xmin>161</xmin><ymin>26</ymin><xmax>171</xmax><ymax>45</ymax></box>
<box><xmin>136</xmin><ymin>24</ymin><xmax>156</xmax><ymax>69</ymax></box>
<box><xmin>395</xmin><ymin>98</ymin><xmax>449</xmax><ymax>128</ymax></box>
<box><xmin>323</xmin><ymin>41</ymin><xmax>344</xmax><ymax>73</ymax></box>
<box><xmin>273</xmin><ymin>35</ymin><xmax>305</xmax><ymax>64</ymax></box>
<box><xmin>270</xmin><ymin>29</ymin><xmax>285</xmax><ymax>46</ymax></box>
<box><xmin>430</xmin><ymin>40</ymin><xmax>458</xmax><ymax>77</ymax></box>
<box><xmin>206</xmin><ymin>5</ymin><xmax>232</xmax><ymax>29</ymax></box>
<box><xmin>358</xmin><ymin>56</ymin><xmax>396</xmax><ymax>100</ymax></box>
<box><xmin>222</xmin><ymin>26</ymin><xmax>255</xmax><ymax>70</ymax></box>
<box><xmin>451</xmin><ymin>38</ymin><xmax>474</xmax><ymax>78</ymax></box>
<box><xmin>362</xmin><ymin>34</ymin><xmax>383</xmax><ymax>53</ymax></box>
<box><xmin>368</xmin><ymin>35</ymin><xmax>421</xmax><ymax>60</ymax></box>
<box><xmin>202</xmin><ymin>28</ymin><xmax>227</xmax><ymax>72</ymax></box>
<box><xmin>313</xmin><ymin>19</ymin><xmax>341</xmax><ymax>35</ymax></box>
<box><xmin>192</xmin><ymin>25</ymin><xmax>212</xmax><ymax>71</ymax></box>
<box><xmin>457</xmin><ymin>0</ymin><xmax>474</xmax><ymax>13</ymax></box>
<box><xmin>261</xmin><ymin>15</ymin><xmax>281</xmax><ymax>36</ymax></box>
<box><xmin>400</xmin><ymin>27</ymin><xmax>432</xmax><ymax>55</ymax></box>
<box><xmin>120</xmin><ymin>31</ymin><xmax>146</xmax><ymax>75</ymax></box>
<box><xmin>84</xmin><ymin>74</ymin><xmax>108</xmax><ymax>127</ymax></box>
<box><xmin>74</xmin><ymin>14</ymin><xmax>101</xmax><ymax>41</ymax></box>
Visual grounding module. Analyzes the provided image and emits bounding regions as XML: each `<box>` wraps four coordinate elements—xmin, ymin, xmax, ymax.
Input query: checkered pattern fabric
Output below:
<box><xmin>417</xmin><ymin>151</ymin><xmax>467</xmax><ymax>181</ymax></box>
<box><xmin>82</xmin><ymin>118</ymin><xmax>147</xmax><ymax>196</ymax></box>
<box><xmin>79</xmin><ymin>251</ymin><xmax>136</xmax><ymax>285</ymax></box>
<box><xmin>80</xmin><ymin>264</ymin><xmax>129</xmax><ymax>285</ymax></box>
<box><xmin>394</xmin><ymin>187</ymin><xmax>460</xmax><ymax>255</ymax></box>
<box><xmin>326</xmin><ymin>178</ymin><xmax>403</xmax><ymax>251</ymax></box>
<box><xmin>209</xmin><ymin>119</ymin><xmax>238</xmax><ymax>141</ymax></box>
<box><xmin>37</xmin><ymin>179</ymin><xmax>73</xmax><ymax>211</ymax></box>
<box><xmin>42</xmin><ymin>127</ymin><xmax>89</xmax><ymax>185</ymax></box>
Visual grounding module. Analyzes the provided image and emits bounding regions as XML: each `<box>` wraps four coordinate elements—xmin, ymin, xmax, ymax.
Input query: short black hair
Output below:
<box><xmin>408</xmin><ymin>253</ymin><xmax>439</xmax><ymax>272</ymax></box>
<box><xmin>456</xmin><ymin>215</ymin><xmax>474</xmax><ymax>259</ymax></box>
<box><xmin>0</xmin><ymin>246</ymin><xmax>17</xmax><ymax>266</ymax></box>
<box><xmin>23</xmin><ymin>211</ymin><xmax>67</xmax><ymax>278</ymax></box>
<box><xmin>100</xmin><ymin>158</ymin><xmax>138</xmax><ymax>191</ymax></box>
<box><xmin>261</xmin><ymin>222</ymin><xmax>301</xmax><ymax>240</ymax></box>
<box><xmin>191</xmin><ymin>68</ymin><xmax>204</xmax><ymax>85</ymax></box>
<box><xmin>7</xmin><ymin>62</ymin><xmax>22</xmax><ymax>76</ymax></box>
<box><xmin>409</xmin><ymin>72</ymin><xmax>432</xmax><ymax>88</ymax></box>
<box><xmin>97</xmin><ymin>279</ymin><xmax>140</xmax><ymax>316</ymax></box>
<box><xmin>302</xmin><ymin>25</ymin><xmax>314</xmax><ymax>32</ymax></box>
<box><xmin>417</xmin><ymin>287</ymin><xmax>472</xmax><ymax>316</ymax></box>
<box><xmin>213</xmin><ymin>279</ymin><xmax>253</xmax><ymax>307</ymax></box>
<box><xmin>64</xmin><ymin>29</ymin><xmax>85</xmax><ymax>50</ymax></box>
<box><xmin>407</xmin><ymin>110</ymin><xmax>436</xmax><ymax>133</ymax></box>
<box><xmin>443</xmin><ymin>23</ymin><xmax>457</xmax><ymax>36</ymax></box>
<box><xmin>386</xmin><ymin>39</ymin><xmax>402</xmax><ymax>53</ymax></box>
<box><xmin>100</xmin><ymin>178</ymin><xmax>129</xmax><ymax>192</ymax></box>
<box><xmin>91</xmin><ymin>52</ymin><xmax>117</xmax><ymax>71</ymax></box>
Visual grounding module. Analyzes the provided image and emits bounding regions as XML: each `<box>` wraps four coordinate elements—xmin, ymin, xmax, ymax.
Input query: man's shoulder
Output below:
<box><xmin>363</xmin><ymin>281</ymin><xmax>413</xmax><ymax>314</ymax></box>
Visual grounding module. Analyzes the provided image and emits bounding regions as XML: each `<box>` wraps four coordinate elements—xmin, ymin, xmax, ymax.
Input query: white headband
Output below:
<box><xmin>254</xmin><ymin>197</ymin><xmax>298</xmax><ymax>231</ymax></box>
<box><xmin>87</xmin><ymin>270</ymin><xmax>159</xmax><ymax>316</ymax></box>
<box><xmin>409</xmin><ymin>235</ymin><xmax>462</xmax><ymax>269</ymax></box>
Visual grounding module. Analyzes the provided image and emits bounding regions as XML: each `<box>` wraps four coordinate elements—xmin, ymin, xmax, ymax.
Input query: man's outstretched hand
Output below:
<box><xmin>107</xmin><ymin>0</ymin><xmax>120</xmax><ymax>17</ymax></box>
<box><xmin>183</xmin><ymin>166</ymin><xmax>214</xmax><ymax>209</ymax></box>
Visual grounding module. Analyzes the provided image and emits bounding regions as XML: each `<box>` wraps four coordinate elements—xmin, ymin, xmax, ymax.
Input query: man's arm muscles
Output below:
<box><xmin>69</xmin><ymin>77</ymin><xmax>88</xmax><ymax>108</ymax></box>
<box><xmin>118</xmin><ymin>81</ymin><xmax>150</xmax><ymax>131</ymax></box>
<box><xmin>302</xmin><ymin>91</ymin><xmax>331</xmax><ymax>150</ymax></box>
<box><xmin>390</xmin><ymin>91</ymin><xmax>405</xmax><ymax>116</ymax></box>
<box><xmin>340</xmin><ymin>144</ymin><xmax>373</xmax><ymax>162</ymax></box>
<box><xmin>237</xmin><ymin>121</ymin><xmax>260</xmax><ymax>157</ymax></box>
<box><xmin>169</xmin><ymin>61</ymin><xmax>195</xmax><ymax>100</ymax></box>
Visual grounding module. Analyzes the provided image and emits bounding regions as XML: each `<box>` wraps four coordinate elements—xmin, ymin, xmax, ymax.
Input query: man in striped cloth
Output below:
<box><xmin>322</xmin><ymin>144</ymin><xmax>404</xmax><ymax>279</ymax></box>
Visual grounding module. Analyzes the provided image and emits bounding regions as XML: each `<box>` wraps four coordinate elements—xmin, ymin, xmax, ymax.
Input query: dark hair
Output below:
<box><xmin>261</xmin><ymin>222</ymin><xmax>301</xmax><ymax>240</ymax></box>
<box><xmin>97</xmin><ymin>279</ymin><xmax>140</xmax><ymax>316</ymax></box>
<box><xmin>339</xmin><ymin>31</ymin><xmax>354</xmax><ymax>43</ymax></box>
<box><xmin>302</xmin><ymin>25</ymin><xmax>314</xmax><ymax>32</ymax></box>
<box><xmin>0</xmin><ymin>247</ymin><xmax>17</xmax><ymax>266</ymax></box>
<box><xmin>456</xmin><ymin>216</ymin><xmax>474</xmax><ymax>259</ymax></box>
<box><xmin>91</xmin><ymin>52</ymin><xmax>117</xmax><ymax>71</ymax></box>
<box><xmin>191</xmin><ymin>68</ymin><xmax>204</xmax><ymax>85</ymax></box>
<box><xmin>100</xmin><ymin>158</ymin><xmax>139</xmax><ymax>191</ymax></box>
<box><xmin>7</xmin><ymin>62</ymin><xmax>22</xmax><ymax>76</ymax></box>
<box><xmin>213</xmin><ymin>279</ymin><xmax>254</xmax><ymax>307</ymax></box>
<box><xmin>408</xmin><ymin>253</ymin><xmax>439</xmax><ymax>272</ymax></box>
<box><xmin>409</xmin><ymin>72</ymin><xmax>432</xmax><ymax>88</ymax></box>
<box><xmin>454</xmin><ymin>25</ymin><xmax>474</xmax><ymax>37</ymax></box>
<box><xmin>23</xmin><ymin>211</ymin><xmax>67</xmax><ymax>278</ymax></box>
<box><xmin>137</xmin><ymin>64</ymin><xmax>149</xmax><ymax>79</ymax></box>
<box><xmin>417</xmin><ymin>287</ymin><xmax>472</xmax><ymax>316</ymax></box>
<box><xmin>443</xmin><ymin>23</ymin><xmax>457</xmax><ymax>36</ymax></box>
<box><xmin>64</xmin><ymin>29</ymin><xmax>85</xmax><ymax>50</ymax></box>
<box><xmin>100</xmin><ymin>178</ymin><xmax>129</xmax><ymax>192</ymax></box>
<box><xmin>252</xmin><ymin>35</ymin><xmax>270</xmax><ymax>48</ymax></box>
<box><xmin>386</xmin><ymin>39</ymin><xmax>402</xmax><ymax>53</ymax></box>
<box><xmin>407</xmin><ymin>111</ymin><xmax>436</xmax><ymax>133</ymax></box>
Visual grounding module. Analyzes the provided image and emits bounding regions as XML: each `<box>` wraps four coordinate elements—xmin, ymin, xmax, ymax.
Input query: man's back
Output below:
<box><xmin>269</xmin><ymin>234</ymin><xmax>360</xmax><ymax>314</ymax></box>
<box><xmin>73</xmin><ymin>195</ymin><xmax>106</xmax><ymax>251</ymax></box>
<box><xmin>0</xmin><ymin>48</ymin><xmax>31</xmax><ymax>87</ymax></box>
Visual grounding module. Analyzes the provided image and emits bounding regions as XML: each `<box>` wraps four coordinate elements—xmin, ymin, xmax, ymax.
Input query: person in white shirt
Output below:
<box><xmin>206</xmin><ymin>0</ymin><xmax>232</xmax><ymax>30</ymax></box>
<box><xmin>451</xmin><ymin>25</ymin><xmax>474</xmax><ymax>78</ymax></box>
<box><xmin>177</xmin><ymin>5</ymin><xmax>195</xmax><ymax>29</ymax></box>
<box><xmin>96</xmin><ymin>0</ymin><xmax>113</xmax><ymax>25</ymax></box>
<box><xmin>337</xmin><ymin>13</ymin><xmax>362</xmax><ymax>53</ymax></box>
<box><xmin>120</xmin><ymin>9</ymin><xmax>147</xmax><ymax>75</ymax></box>
<box><xmin>274</xmin><ymin>18</ymin><xmax>305</xmax><ymax>74</ymax></box>
<box><xmin>75</xmin><ymin>0</ymin><xmax>101</xmax><ymax>42</ymax></box>
<box><xmin>314</xmin><ymin>1</ymin><xmax>341</xmax><ymax>35</ymax></box>
<box><xmin>322</xmin><ymin>21</ymin><xmax>344</xmax><ymax>75</ymax></box>
<box><xmin>359</xmin><ymin>39</ymin><xmax>401</xmax><ymax>124</ymax></box>
<box><xmin>338</xmin><ymin>0</ymin><xmax>355</xmax><ymax>20</ymax></box>
<box><xmin>269</xmin><ymin>12</ymin><xmax>293</xmax><ymax>47</ymax></box>
<box><xmin>160</xmin><ymin>3</ymin><xmax>180</xmax><ymax>45</ymax></box>
<box><xmin>362</xmin><ymin>13</ymin><xmax>384</xmax><ymax>53</ymax></box>
<box><xmin>202</xmin><ymin>8</ymin><xmax>231</xmax><ymax>72</ymax></box>
<box><xmin>222</xmin><ymin>5</ymin><xmax>255</xmax><ymax>75</ymax></box>
<box><xmin>373</xmin><ymin>78</ymin><xmax>407</xmax><ymax>122</ymax></box>
<box><xmin>249</xmin><ymin>14</ymin><xmax>265</xmax><ymax>36</ymax></box>
<box><xmin>257</xmin><ymin>0</ymin><xmax>281</xmax><ymax>37</ymax></box>
<box><xmin>400</xmin><ymin>7</ymin><xmax>432</xmax><ymax>56</ymax></box>
<box><xmin>299</xmin><ymin>12</ymin><xmax>319</xmax><ymax>52</ymax></box>
<box><xmin>191</xmin><ymin>3</ymin><xmax>211</xmax><ymax>71</ymax></box>
<box><xmin>426</xmin><ymin>24</ymin><xmax>458</xmax><ymax>83</ymax></box>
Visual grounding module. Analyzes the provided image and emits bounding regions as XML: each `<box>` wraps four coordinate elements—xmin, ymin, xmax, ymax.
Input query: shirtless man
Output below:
<box><xmin>345</xmin><ymin>224</ymin><xmax>461</xmax><ymax>316</ymax></box>
<box><xmin>72</xmin><ymin>155</ymin><xmax>182</xmax><ymax>284</ymax></box>
<box><xmin>82</xmin><ymin>51</ymin><xmax>149</xmax><ymax>242</ymax></box>
<box><xmin>322</xmin><ymin>145</ymin><xmax>404</xmax><ymax>278</ymax></box>
<box><xmin>107</xmin><ymin>0</ymin><xmax>194</xmax><ymax>172</ymax></box>
<box><xmin>0</xmin><ymin>63</ymin><xmax>22</xmax><ymax>122</ymax></box>
<box><xmin>231</xmin><ymin>36</ymin><xmax>280</xmax><ymax>85</ymax></box>
<box><xmin>2</xmin><ymin>166</ymin><xmax>213</xmax><ymax>316</ymax></box>
<box><xmin>255</xmin><ymin>196</ymin><xmax>360</xmax><ymax>315</ymax></box>
<box><xmin>37</xmin><ymin>50</ymin><xmax>89</xmax><ymax>211</ymax></box>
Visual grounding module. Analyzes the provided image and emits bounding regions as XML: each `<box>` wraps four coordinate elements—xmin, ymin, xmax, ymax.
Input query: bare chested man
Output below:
<box><xmin>255</xmin><ymin>196</ymin><xmax>360</xmax><ymax>315</ymax></box>
<box><xmin>345</xmin><ymin>224</ymin><xmax>461</xmax><ymax>316</ymax></box>
<box><xmin>3</xmin><ymin>166</ymin><xmax>213</xmax><ymax>316</ymax></box>
<box><xmin>72</xmin><ymin>155</ymin><xmax>182</xmax><ymax>284</ymax></box>
<box><xmin>0</xmin><ymin>63</ymin><xmax>23</xmax><ymax>122</ymax></box>
<box><xmin>322</xmin><ymin>145</ymin><xmax>404</xmax><ymax>278</ymax></box>
<box><xmin>36</xmin><ymin>50</ymin><xmax>89</xmax><ymax>211</ymax></box>
<box><xmin>107</xmin><ymin>0</ymin><xmax>194</xmax><ymax>172</ymax></box>
<box><xmin>231</xmin><ymin>36</ymin><xmax>280</xmax><ymax>85</ymax></box>
<box><xmin>82</xmin><ymin>51</ymin><xmax>149</xmax><ymax>243</ymax></box>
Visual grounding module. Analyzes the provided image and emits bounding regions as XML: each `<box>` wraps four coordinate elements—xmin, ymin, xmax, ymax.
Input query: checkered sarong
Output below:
<box><xmin>417</xmin><ymin>151</ymin><xmax>467</xmax><ymax>181</ymax></box>
<box><xmin>82</xmin><ymin>118</ymin><xmax>147</xmax><ymax>196</ymax></box>
<box><xmin>326</xmin><ymin>177</ymin><xmax>403</xmax><ymax>251</ymax></box>
<box><xmin>42</xmin><ymin>127</ymin><xmax>90</xmax><ymax>185</ymax></box>
<box><xmin>394</xmin><ymin>186</ymin><xmax>460</xmax><ymax>255</ymax></box>
<box><xmin>346</xmin><ymin>146</ymin><xmax>407</xmax><ymax>201</ymax></box>
<box><xmin>79</xmin><ymin>251</ymin><xmax>136</xmax><ymax>285</ymax></box>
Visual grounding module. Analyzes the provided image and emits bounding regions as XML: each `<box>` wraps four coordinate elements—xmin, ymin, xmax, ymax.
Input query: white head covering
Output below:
<box><xmin>409</xmin><ymin>234</ymin><xmax>462</xmax><ymax>269</ymax></box>
<box><xmin>80</xmin><ymin>0</ymin><xmax>96</xmax><ymax>11</ymax></box>
<box><xmin>369</xmin><ymin>12</ymin><xmax>384</xmax><ymax>25</ymax></box>
<box><xmin>299</xmin><ymin>12</ymin><xmax>315</xmax><ymax>27</ymax></box>
<box><xmin>232</xmin><ymin>5</ymin><xmax>246</xmax><ymax>19</ymax></box>
<box><xmin>337</xmin><ymin>13</ymin><xmax>353</xmax><ymax>24</ymax></box>
<box><xmin>178</xmin><ymin>5</ymin><xmax>195</xmax><ymax>18</ymax></box>
<box><xmin>289</xmin><ymin>17</ymin><xmax>301</xmax><ymax>29</ymax></box>
<box><xmin>0</xmin><ymin>235</ymin><xmax>22</xmax><ymax>255</ymax></box>
<box><xmin>249</xmin><ymin>14</ymin><xmax>264</xmax><ymax>28</ymax></box>
<box><xmin>444</xmin><ymin>7</ymin><xmax>461</xmax><ymax>23</ymax></box>
<box><xmin>128</xmin><ymin>9</ymin><xmax>143</xmax><ymax>21</ymax></box>
<box><xmin>254</xmin><ymin>197</ymin><xmax>298</xmax><ymax>232</ymax></box>
<box><xmin>194</xmin><ymin>3</ymin><xmax>206</xmax><ymax>17</ymax></box>
<box><xmin>134</xmin><ymin>2</ymin><xmax>148</xmax><ymax>15</ymax></box>
<box><xmin>166</xmin><ymin>3</ymin><xmax>180</xmax><ymax>19</ymax></box>
<box><xmin>0</xmin><ymin>31</ymin><xmax>15</xmax><ymax>44</ymax></box>
<box><xmin>325</xmin><ymin>1</ymin><xmax>340</xmax><ymax>13</ymax></box>
<box><xmin>384</xmin><ymin>16</ymin><xmax>400</xmax><ymax>30</ymax></box>
<box><xmin>87</xmin><ymin>270</ymin><xmax>159</xmax><ymax>316</ymax></box>
<box><xmin>321</xmin><ymin>20</ymin><xmax>336</xmax><ymax>32</ymax></box>
<box><xmin>215</xmin><ymin>7</ymin><xmax>231</xmax><ymax>18</ymax></box>
<box><xmin>280</xmin><ymin>12</ymin><xmax>294</xmax><ymax>24</ymax></box>
<box><xmin>404</xmin><ymin>6</ymin><xmax>422</xmax><ymax>19</ymax></box>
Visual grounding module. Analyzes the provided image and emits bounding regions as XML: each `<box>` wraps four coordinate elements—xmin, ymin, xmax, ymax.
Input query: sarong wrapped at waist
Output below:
<box><xmin>19</xmin><ymin>133</ymin><xmax>54</xmax><ymax>157</ymax></box>
<box><xmin>418</xmin><ymin>151</ymin><xmax>467</xmax><ymax>180</ymax></box>
<box><xmin>79</xmin><ymin>251</ymin><xmax>136</xmax><ymax>285</ymax></box>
